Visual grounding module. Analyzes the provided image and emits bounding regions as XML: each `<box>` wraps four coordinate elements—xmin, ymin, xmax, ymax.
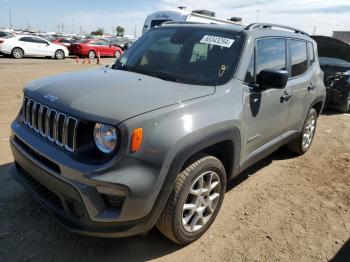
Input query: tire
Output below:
<box><xmin>156</xmin><ymin>155</ymin><xmax>226</xmax><ymax>245</ymax></box>
<box><xmin>55</xmin><ymin>49</ymin><xmax>65</xmax><ymax>60</ymax></box>
<box><xmin>337</xmin><ymin>91</ymin><xmax>350</xmax><ymax>113</ymax></box>
<box><xmin>287</xmin><ymin>108</ymin><xmax>318</xmax><ymax>155</ymax></box>
<box><xmin>12</xmin><ymin>47</ymin><xmax>24</xmax><ymax>59</ymax></box>
<box><xmin>114</xmin><ymin>50</ymin><xmax>121</xmax><ymax>59</ymax></box>
<box><xmin>88</xmin><ymin>50</ymin><xmax>96</xmax><ymax>59</ymax></box>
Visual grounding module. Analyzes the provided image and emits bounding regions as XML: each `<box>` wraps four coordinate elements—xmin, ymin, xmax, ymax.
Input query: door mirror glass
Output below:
<box><xmin>257</xmin><ymin>69</ymin><xmax>288</xmax><ymax>89</ymax></box>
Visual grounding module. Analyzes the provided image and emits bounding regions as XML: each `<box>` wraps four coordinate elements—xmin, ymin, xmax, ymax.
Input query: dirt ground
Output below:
<box><xmin>0</xmin><ymin>56</ymin><xmax>349</xmax><ymax>262</ymax></box>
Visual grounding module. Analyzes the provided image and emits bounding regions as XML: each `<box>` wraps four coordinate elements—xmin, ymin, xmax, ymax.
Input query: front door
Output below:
<box><xmin>242</xmin><ymin>37</ymin><xmax>291</xmax><ymax>163</ymax></box>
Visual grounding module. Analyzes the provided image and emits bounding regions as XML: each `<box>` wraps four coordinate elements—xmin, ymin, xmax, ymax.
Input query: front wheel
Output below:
<box><xmin>156</xmin><ymin>155</ymin><xmax>226</xmax><ymax>245</ymax></box>
<box><xmin>287</xmin><ymin>108</ymin><xmax>318</xmax><ymax>155</ymax></box>
<box><xmin>55</xmin><ymin>49</ymin><xmax>65</xmax><ymax>60</ymax></box>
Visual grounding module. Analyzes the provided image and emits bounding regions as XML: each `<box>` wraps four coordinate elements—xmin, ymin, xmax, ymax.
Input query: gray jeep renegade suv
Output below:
<box><xmin>9</xmin><ymin>22</ymin><xmax>326</xmax><ymax>244</ymax></box>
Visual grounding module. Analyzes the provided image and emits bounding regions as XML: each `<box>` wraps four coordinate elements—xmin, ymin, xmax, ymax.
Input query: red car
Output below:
<box><xmin>70</xmin><ymin>39</ymin><xmax>123</xmax><ymax>59</ymax></box>
<box><xmin>50</xmin><ymin>37</ymin><xmax>75</xmax><ymax>47</ymax></box>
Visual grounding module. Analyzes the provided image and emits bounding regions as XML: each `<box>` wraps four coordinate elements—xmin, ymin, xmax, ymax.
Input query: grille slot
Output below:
<box><xmin>22</xmin><ymin>96</ymin><xmax>78</xmax><ymax>152</ymax></box>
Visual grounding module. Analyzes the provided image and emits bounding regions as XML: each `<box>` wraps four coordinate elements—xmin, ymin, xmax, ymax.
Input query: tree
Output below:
<box><xmin>116</xmin><ymin>26</ymin><xmax>125</xmax><ymax>37</ymax></box>
<box><xmin>91</xmin><ymin>28</ymin><xmax>104</xmax><ymax>36</ymax></box>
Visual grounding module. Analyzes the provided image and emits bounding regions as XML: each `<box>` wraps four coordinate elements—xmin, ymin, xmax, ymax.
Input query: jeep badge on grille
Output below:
<box><xmin>44</xmin><ymin>94</ymin><xmax>58</xmax><ymax>102</ymax></box>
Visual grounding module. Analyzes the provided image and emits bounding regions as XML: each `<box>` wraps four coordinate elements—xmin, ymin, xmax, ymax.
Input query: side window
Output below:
<box><xmin>290</xmin><ymin>40</ymin><xmax>308</xmax><ymax>77</ymax></box>
<box><xmin>307</xmin><ymin>42</ymin><xmax>315</xmax><ymax>66</ymax></box>
<box><xmin>244</xmin><ymin>54</ymin><xmax>255</xmax><ymax>84</ymax></box>
<box><xmin>19</xmin><ymin>37</ymin><xmax>34</xmax><ymax>43</ymax></box>
<box><xmin>34</xmin><ymin>38</ymin><xmax>48</xmax><ymax>44</ymax></box>
<box><xmin>256</xmin><ymin>38</ymin><xmax>286</xmax><ymax>76</ymax></box>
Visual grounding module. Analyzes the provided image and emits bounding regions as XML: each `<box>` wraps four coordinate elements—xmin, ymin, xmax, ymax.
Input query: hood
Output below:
<box><xmin>24</xmin><ymin>67</ymin><xmax>215</xmax><ymax>123</ymax></box>
<box><xmin>311</xmin><ymin>35</ymin><xmax>350</xmax><ymax>64</ymax></box>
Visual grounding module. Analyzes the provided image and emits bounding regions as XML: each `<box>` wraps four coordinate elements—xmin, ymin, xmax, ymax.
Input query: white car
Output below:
<box><xmin>0</xmin><ymin>35</ymin><xmax>69</xmax><ymax>59</ymax></box>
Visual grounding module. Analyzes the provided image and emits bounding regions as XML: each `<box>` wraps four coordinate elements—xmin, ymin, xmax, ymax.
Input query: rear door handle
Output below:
<box><xmin>308</xmin><ymin>84</ymin><xmax>316</xmax><ymax>91</ymax></box>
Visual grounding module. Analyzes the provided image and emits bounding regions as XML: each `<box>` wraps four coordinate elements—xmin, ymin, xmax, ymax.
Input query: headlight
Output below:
<box><xmin>93</xmin><ymin>123</ymin><xmax>117</xmax><ymax>153</ymax></box>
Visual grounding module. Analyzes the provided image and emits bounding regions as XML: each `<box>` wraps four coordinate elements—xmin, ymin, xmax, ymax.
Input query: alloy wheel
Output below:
<box><xmin>88</xmin><ymin>51</ymin><xmax>96</xmax><ymax>59</ymax></box>
<box><xmin>302</xmin><ymin>111</ymin><xmax>316</xmax><ymax>151</ymax></box>
<box><xmin>182</xmin><ymin>171</ymin><xmax>221</xmax><ymax>232</ymax></box>
<box><xmin>115</xmin><ymin>50</ymin><xmax>121</xmax><ymax>59</ymax></box>
<box><xmin>56</xmin><ymin>50</ymin><xmax>64</xmax><ymax>59</ymax></box>
<box><xmin>13</xmin><ymin>48</ymin><xmax>23</xmax><ymax>59</ymax></box>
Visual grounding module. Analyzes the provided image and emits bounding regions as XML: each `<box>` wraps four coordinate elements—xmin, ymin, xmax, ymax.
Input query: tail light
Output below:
<box><xmin>0</xmin><ymin>40</ymin><xmax>4</xmax><ymax>44</ymax></box>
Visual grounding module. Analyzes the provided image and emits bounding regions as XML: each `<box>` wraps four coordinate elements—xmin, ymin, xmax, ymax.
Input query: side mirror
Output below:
<box><xmin>257</xmin><ymin>69</ymin><xmax>289</xmax><ymax>90</ymax></box>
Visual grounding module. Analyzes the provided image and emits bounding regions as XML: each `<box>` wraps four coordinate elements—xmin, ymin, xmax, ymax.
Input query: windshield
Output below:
<box><xmin>112</xmin><ymin>27</ymin><xmax>244</xmax><ymax>85</ymax></box>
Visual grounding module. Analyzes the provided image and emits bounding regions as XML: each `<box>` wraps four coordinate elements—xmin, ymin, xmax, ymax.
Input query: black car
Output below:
<box><xmin>312</xmin><ymin>35</ymin><xmax>350</xmax><ymax>112</ymax></box>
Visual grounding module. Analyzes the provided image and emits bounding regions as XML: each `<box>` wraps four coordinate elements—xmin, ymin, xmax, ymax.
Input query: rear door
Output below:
<box><xmin>242</xmin><ymin>37</ymin><xmax>291</xmax><ymax>161</ymax></box>
<box><xmin>284</xmin><ymin>39</ymin><xmax>311</xmax><ymax>131</ymax></box>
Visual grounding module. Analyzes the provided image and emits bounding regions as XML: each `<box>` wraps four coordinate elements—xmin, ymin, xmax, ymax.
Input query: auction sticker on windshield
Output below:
<box><xmin>200</xmin><ymin>35</ymin><xmax>235</xmax><ymax>48</ymax></box>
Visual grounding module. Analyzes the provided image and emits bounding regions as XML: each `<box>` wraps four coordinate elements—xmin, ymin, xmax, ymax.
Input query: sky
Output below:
<box><xmin>0</xmin><ymin>0</ymin><xmax>350</xmax><ymax>36</ymax></box>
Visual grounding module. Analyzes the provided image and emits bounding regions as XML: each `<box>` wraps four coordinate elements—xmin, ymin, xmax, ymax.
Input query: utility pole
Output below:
<box><xmin>26</xmin><ymin>21</ymin><xmax>29</xmax><ymax>30</ymax></box>
<box><xmin>313</xmin><ymin>26</ymin><xmax>317</xmax><ymax>35</ymax></box>
<box><xmin>9</xmin><ymin>8</ymin><xmax>13</xmax><ymax>29</ymax></box>
<box><xmin>57</xmin><ymin>24</ymin><xmax>60</xmax><ymax>33</ymax></box>
<box><xmin>256</xmin><ymin>9</ymin><xmax>261</xmax><ymax>23</ymax></box>
<box><xmin>80</xmin><ymin>25</ymin><xmax>82</xmax><ymax>34</ymax></box>
<box><xmin>134</xmin><ymin>25</ymin><xmax>137</xmax><ymax>38</ymax></box>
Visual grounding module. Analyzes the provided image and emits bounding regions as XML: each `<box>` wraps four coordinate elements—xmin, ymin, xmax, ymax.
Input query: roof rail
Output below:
<box><xmin>162</xmin><ymin>21</ymin><xmax>204</xmax><ymax>26</ymax></box>
<box><xmin>245</xmin><ymin>23</ymin><xmax>309</xmax><ymax>36</ymax></box>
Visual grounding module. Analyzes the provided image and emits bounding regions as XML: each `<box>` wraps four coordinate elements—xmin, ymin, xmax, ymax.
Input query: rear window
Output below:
<box><xmin>290</xmin><ymin>40</ymin><xmax>308</xmax><ymax>77</ymax></box>
<box><xmin>151</xmin><ymin>20</ymin><xmax>172</xmax><ymax>28</ymax></box>
<box><xmin>77</xmin><ymin>40</ymin><xmax>90</xmax><ymax>44</ymax></box>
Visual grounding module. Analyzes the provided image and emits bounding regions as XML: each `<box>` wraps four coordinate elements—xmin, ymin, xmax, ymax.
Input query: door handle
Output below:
<box><xmin>308</xmin><ymin>84</ymin><xmax>316</xmax><ymax>91</ymax></box>
<box><xmin>281</xmin><ymin>93</ymin><xmax>292</xmax><ymax>102</ymax></box>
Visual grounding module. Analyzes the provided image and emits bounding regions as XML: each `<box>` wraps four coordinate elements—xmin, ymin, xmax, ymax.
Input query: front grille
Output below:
<box><xmin>22</xmin><ymin>96</ymin><xmax>78</xmax><ymax>152</ymax></box>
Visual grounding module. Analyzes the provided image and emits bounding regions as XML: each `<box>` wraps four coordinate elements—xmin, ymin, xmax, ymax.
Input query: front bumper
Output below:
<box><xmin>9</xmin><ymin>120</ymin><xmax>170</xmax><ymax>237</ymax></box>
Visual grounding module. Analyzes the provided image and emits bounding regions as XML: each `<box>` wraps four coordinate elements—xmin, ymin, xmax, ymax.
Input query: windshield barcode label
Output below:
<box><xmin>200</xmin><ymin>35</ymin><xmax>235</xmax><ymax>48</ymax></box>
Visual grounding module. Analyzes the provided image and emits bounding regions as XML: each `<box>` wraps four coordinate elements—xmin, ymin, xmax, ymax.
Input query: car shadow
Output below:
<box><xmin>330</xmin><ymin>239</ymin><xmax>350</xmax><ymax>262</ymax></box>
<box><xmin>321</xmin><ymin>108</ymin><xmax>345</xmax><ymax>115</ymax></box>
<box><xmin>0</xmin><ymin>162</ymin><xmax>182</xmax><ymax>261</ymax></box>
<box><xmin>227</xmin><ymin>146</ymin><xmax>296</xmax><ymax>191</ymax></box>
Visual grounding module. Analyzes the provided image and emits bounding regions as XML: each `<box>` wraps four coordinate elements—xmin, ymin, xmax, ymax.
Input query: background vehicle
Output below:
<box><xmin>312</xmin><ymin>35</ymin><xmax>350</xmax><ymax>112</ymax></box>
<box><xmin>0</xmin><ymin>31</ymin><xmax>15</xmax><ymax>41</ymax></box>
<box><xmin>70</xmin><ymin>39</ymin><xmax>123</xmax><ymax>58</ymax></box>
<box><xmin>143</xmin><ymin>8</ymin><xmax>241</xmax><ymax>34</ymax></box>
<box><xmin>0</xmin><ymin>35</ymin><xmax>69</xmax><ymax>59</ymax></box>
<box><xmin>50</xmin><ymin>37</ymin><xmax>77</xmax><ymax>47</ymax></box>
<box><xmin>105</xmin><ymin>37</ymin><xmax>135</xmax><ymax>50</ymax></box>
<box><xmin>9</xmin><ymin>23</ymin><xmax>325</xmax><ymax>245</ymax></box>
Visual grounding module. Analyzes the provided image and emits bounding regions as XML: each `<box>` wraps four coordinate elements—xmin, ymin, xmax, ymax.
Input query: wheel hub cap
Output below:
<box><xmin>182</xmin><ymin>171</ymin><xmax>221</xmax><ymax>232</ymax></box>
